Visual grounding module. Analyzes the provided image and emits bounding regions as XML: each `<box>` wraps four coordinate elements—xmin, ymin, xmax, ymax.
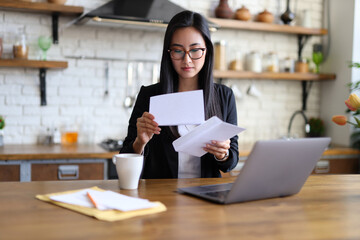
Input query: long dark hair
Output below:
<box><xmin>159</xmin><ymin>10</ymin><xmax>221</xmax><ymax>121</ymax></box>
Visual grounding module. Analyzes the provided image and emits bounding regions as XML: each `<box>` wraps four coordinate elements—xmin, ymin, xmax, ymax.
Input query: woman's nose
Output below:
<box><xmin>183</xmin><ymin>52</ymin><xmax>192</xmax><ymax>63</ymax></box>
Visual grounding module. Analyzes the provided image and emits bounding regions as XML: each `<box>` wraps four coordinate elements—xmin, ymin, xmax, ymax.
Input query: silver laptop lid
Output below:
<box><xmin>225</xmin><ymin>137</ymin><xmax>331</xmax><ymax>204</ymax></box>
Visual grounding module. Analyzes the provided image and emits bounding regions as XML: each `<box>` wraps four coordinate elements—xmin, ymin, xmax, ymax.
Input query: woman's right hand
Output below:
<box><xmin>133</xmin><ymin>112</ymin><xmax>161</xmax><ymax>154</ymax></box>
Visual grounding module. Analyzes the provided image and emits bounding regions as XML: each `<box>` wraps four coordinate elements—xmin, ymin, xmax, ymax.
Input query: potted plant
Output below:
<box><xmin>0</xmin><ymin>115</ymin><xmax>5</xmax><ymax>146</ymax></box>
<box><xmin>308</xmin><ymin>117</ymin><xmax>325</xmax><ymax>137</ymax></box>
<box><xmin>332</xmin><ymin>62</ymin><xmax>360</xmax><ymax>148</ymax></box>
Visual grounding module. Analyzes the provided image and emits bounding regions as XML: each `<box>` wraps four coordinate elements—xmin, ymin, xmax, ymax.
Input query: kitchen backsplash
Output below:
<box><xmin>0</xmin><ymin>0</ymin><xmax>323</xmax><ymax>145</ymax></box>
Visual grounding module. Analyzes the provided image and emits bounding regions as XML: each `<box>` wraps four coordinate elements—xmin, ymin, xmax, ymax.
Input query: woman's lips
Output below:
<box><xmin>182</xmin><ymin>67</ymin><xmax>193</xmax><ymax>71</ymax></box>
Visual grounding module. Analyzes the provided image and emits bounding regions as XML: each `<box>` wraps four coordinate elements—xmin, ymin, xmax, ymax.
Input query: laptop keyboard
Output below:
<box><xmin>202</xmin><ymin>190</ymin><xmax>231</xmax><ymax>199</ymax></box>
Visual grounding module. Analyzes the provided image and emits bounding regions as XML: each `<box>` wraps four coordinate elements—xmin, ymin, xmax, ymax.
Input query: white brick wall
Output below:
<box><xmin>0</xmin><ymin>0</ymin><xmax>324</xmax><ymax>145</ymax></box>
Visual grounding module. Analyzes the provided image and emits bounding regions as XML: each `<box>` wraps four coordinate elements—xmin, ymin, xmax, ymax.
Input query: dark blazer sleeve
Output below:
<box><xmin>201</xmin><ymin>84</ymin><xmax>239</xmax><ymax>177</ymax></box>
<box><xmin>120</xmin><ymin>84</ymin><xmax>156</xmax><ymax>156</ymax></box>
<box><xmin>216</xmin><ymin>85</ymin><xmax>239</xmax><ymax>172</ymax></box>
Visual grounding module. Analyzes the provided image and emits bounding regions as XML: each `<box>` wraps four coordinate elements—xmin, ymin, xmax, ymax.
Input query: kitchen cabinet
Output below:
<box><xmin>0</xmin><ymin>159</ymin><xmax>107</xmax><ymax>182</ymax></box>
<box><xmin>31</xmin><ymin>160</ymin><xmax>105</xmax><ymax>181</ymax></box>
<box><xmin>313</xmin><ymin>158</ymin><xmax>359</xmax><ymax>174</ymax></box>
<box><xmin>0</xmin><ymin>144</ymin><xmax>117</xmax><ymax>182</ymax></box>
<box><xmin>0</xmin><ymin>164</ymin><xmax>20</xmax><ymax>181</ymax></box>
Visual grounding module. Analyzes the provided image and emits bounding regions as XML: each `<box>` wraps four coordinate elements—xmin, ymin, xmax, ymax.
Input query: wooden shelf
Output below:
<box><xmin>0</xmin><ymin>59</ymin><xmax>68</xmax><ymax>106</ymax></box>
<box><xmin>208</xmin><ymin>17</ymin><xmax>327</xmax><ymax>36</ymax></box>
<box><xmin>0</xmin><ymin>1</ymin><xmax>84</xmax><ymax>44</ymax></box>
<box><xmin>0</xmin><ymin>1</ymin><xmax>83</xmax><ymax>15</ymax></box>
<box><xmin>0</xmin><ymin>59</ymin><xmax>67</xmax><ymax>69</ymax></box>
<box><xmin>213</xmin><ymin>70</ymin><xmax>336</xmax><ymax>81</ymax></box>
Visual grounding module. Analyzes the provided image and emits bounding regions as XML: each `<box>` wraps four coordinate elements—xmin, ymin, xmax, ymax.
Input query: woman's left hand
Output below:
<box><xmin>203</xmin><ymin>139</ymin><xmax>230</xmax><ymax>160</ymax></box>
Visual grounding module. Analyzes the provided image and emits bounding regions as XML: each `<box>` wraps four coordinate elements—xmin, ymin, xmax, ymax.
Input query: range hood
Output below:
<box><xmin>76</xmin><ymin>0</ymin><xmax>217</xmax><ymax>31</ymax></box>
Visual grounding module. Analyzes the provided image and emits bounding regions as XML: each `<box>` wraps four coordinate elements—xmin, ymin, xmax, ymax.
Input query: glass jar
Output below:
<box><xmin>214</xmin><ymin>41</ymin><xmax>226</xmax><ymax>70</ymax></box>
<box><xmin>61</xmin><ymin>123</ymin><xmax>78</xmax><ymax>145</ymax></box>
<box><xmin>13</xmin><ymin>28</ymin><xmax>28</xmax><ymax>59</ymax></box>
<box><xmin>228</xmin><ymin>50</ymin><xmax>243</xmax><ymax>71</ymax></box>
<box><xmin>283</xmin><ymin>57</ymin><xmax>295</xmax><ymax>73</ymax></box>
<box><xmin>263</xmin><ymin>52</ymin><xmax>279</xmax><ymax>72</ymax></box>
<box><xmin>246</xmin><ymin>51</ymin><xmax>262</xmax><ymax>73</ymax></box>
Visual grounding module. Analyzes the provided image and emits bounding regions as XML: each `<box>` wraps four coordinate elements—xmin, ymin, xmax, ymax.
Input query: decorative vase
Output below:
<box><xmin>235</xmin><ymin>5</ymin><xmax>251</xmax><ymax>21</ymax></box>
<box><xmin>215</xmin><ymin>0</ymin><xmax>233</xmax><ymax>19</ymax></box>
<box><xmin>257</xmin><ymin>9</ymin><xmax>274</xmax><ymax>23</ymax></box>
<box><xmin>280</xmin><ymin>0</ymin><xmax>295</xmax><ymax>25</ymax></box>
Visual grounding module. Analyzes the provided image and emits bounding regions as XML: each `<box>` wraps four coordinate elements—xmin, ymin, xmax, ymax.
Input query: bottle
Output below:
<box><xmin>214</xmin><ymin>41</ymin><xmax>226</xmax><ymax>70</ymax></box>
<box><xmin>13</xmin><ymin>28</ymin><xmax>28</xmax><ymax>59</ymax></box>
<box><xmin>53</xmin><ymin>128</ymin><xmax>61</xmax><ymax>144</ymax></box>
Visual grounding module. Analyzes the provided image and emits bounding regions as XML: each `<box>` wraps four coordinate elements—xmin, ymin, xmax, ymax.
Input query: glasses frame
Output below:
<box><xmin>168</xmin><ymin>48</ymin><xmax>206</xmax><ymax>60</ymax></box>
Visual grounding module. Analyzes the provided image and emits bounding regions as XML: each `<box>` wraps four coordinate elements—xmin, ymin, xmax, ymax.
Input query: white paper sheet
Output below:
<box><xmin>88</xmin><ymin>190</ymin><xmax>156</xmax><ymax>211</ymax></box>
<box><xmin>50</xmin><ymin>189</ymin><xmax>156</xmax><ymax>212</ymax></box>
<box><xmin>172</xmin><ymin>116</ymin><xmax>246</xmax><ymax>157</ymax></box>
<box><xmin>50</xmin><ymin>189</ymin><xmax>98</xmax><ymax>209</ymax></box>
<box><xmin>149</xmin><ymin>90</ymin><xmax>205</xmax><ymax>126</ymax></box>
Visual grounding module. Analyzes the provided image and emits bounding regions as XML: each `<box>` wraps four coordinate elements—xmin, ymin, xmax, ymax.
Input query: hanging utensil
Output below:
<box><xmin>135</xmin><ymin>62</ymin><xmax>143</xmax><ymax>98</ymax></box>
<box><xmin>104</xmin><ymin>62</ymin><xmax>109</xmax><ymax>97</ymax></box>
<box><xmin>124</xmin><ymin>62</ymin><xmax>134</xmax><ymax>108</ymax></box>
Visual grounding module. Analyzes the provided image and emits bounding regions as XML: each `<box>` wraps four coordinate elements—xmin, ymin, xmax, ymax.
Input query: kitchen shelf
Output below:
<box><xmin>208</xmin><ymin>17</ymin><xmax>327</xmax><ymax>35</ymax></box>
<box><xmin>0</xmin><ymin>1</ymin><xmax>83</xmax><ymax>14</ymax></box>
<box><xmin>213</xmin><ymin>70</ymin><xmax>336</xmax><ymax>81</ymax></box>
<box><xmin>0</xmin><ymin>59</ymin><xmax>68</xmax><ymax>106</ymax></box>
<box><xmin>0</xmin><ymin>1</ymin><xmax>84</xmax><ymax>44</ymax></box>
<box><xmin>0</xmin><ymin>59</ymin><xmax>67</xmax><ymax>68</ymax></box>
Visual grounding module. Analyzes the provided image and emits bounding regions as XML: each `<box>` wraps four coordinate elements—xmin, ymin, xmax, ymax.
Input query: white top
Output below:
<box><xmin>177</xmin><ymin>125</ymin><xmax>201</xmax><ymax>178</ymax></box>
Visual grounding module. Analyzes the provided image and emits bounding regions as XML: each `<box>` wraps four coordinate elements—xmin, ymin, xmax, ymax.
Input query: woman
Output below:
<box><xmin>120</xmin><ymin>10</ymin><xmax>239</xmax><ymax>178</ymax></box>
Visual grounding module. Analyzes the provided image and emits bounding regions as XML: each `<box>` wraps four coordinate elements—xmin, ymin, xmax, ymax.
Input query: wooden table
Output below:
<box><xmin>0</xmin><ymin>175</ymin><xmax>360</xmax><ymax>240</ymax></box>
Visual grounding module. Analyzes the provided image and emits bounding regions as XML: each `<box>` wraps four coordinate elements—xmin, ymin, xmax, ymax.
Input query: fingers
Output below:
<box><xmin>137</xmin><ymin>112</ymin><xmax>161</xmax><ymax>135</ymax></box>
<box><xmin>203</xmin><ymin>140</ymin><xmax>230</xmax><ymax>159</ymax></box>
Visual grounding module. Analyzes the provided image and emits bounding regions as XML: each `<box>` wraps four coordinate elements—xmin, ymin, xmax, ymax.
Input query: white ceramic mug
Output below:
<box><xmin>112</xmin><ymin>153</ymin><xmax>144</xmax><ymax>190</ymax></box>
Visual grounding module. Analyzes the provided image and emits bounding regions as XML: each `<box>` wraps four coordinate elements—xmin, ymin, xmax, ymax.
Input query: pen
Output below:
<box><xmin>87</xmin><ymin>192</ymin><xmax>98</xmax><ymax>209</ymax></box>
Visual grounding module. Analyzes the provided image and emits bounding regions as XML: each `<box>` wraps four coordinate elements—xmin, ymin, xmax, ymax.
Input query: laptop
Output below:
<box><xmin>178</xmin><ymin>137</ymin><xmax>331</xmax><ymax>204</ymax></box>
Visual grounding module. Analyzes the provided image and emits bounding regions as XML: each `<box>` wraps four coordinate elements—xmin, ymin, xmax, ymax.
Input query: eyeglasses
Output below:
<box><xmin>168</xmin><ymin>48</ymin><xmax>206</xmax><ymax>60</ymax></box>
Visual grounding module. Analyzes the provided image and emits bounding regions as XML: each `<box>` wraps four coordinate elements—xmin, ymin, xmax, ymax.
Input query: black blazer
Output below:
<box><xmin>120</xmin><ymin>83</ymin><xmax>239</xmax><ymax>179</ymax></box>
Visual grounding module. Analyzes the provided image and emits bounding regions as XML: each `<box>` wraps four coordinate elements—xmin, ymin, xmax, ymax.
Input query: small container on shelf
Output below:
<box><xmin>246</xmin><ymin>51</ymin><xmax>262</xmax><ymax>73</ymax></box>
<box><xmin>281</xmin><ymin>57</ymin><xmax>295</xmax><ymax>73</ymax></box>
<box><xmin>256</xmin><ymin>9</ymin><xmax>274</xmax><ymax>23</ymax></box>
<box><xmin>234</xmin><ymin>5</ymin><xmax>251</xmax><ymax>21</ymax></box>
<box><xmin>295</xmin><ymin>58</ymin><xmax>309</xmax><ymax>73</ymax></box>
<box><xmin>263</xmin><ymin>52</ymin><xmax>279</xmax><ymax>72</ymax></box>
<box><xmin>214</xmin><ymin>0</ymin><xmax>233</xmax><ymax>19</ymax></box>
<box><xmin>13</xmin><ymin>28</ymin><xmax>29</xmax><ymax>59</ymax></box>
<box><xmin>214</xmin><ymin>40</ymin><xmax>227</xmax><ymax>70</ymax></box>
<box><xmin>228</xmin><ymin>51</ymin><xmax>243</xmax><ymax>71</ymax></box>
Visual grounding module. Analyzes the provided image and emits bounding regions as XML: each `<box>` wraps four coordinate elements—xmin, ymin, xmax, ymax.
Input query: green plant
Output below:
<box><xmin>0</xmin><ymin>115</ymin><xmax>4</xmax><ymax>130</ymax></box>
<box><xmin>308</xmin><ymin>117</ymin><xmax>325</xmax><ymax>137</ymax></box>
